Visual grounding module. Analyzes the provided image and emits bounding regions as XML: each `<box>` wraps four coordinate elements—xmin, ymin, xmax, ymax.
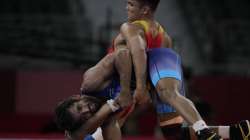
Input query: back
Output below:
<box><xmin>132</xmin><ymin>20</ymin><xmax>169</xmax><ymax>49</ymax></box>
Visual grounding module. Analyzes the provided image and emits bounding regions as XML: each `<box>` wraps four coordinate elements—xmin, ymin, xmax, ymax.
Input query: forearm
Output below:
<box><xmin>120</xmin><ymin>23</ymin><xmax>147</xmax><ymax>90</ymax></box>
<box><xmin>72</xmin><ymin>101</ymin><xmax>119</xmax><ymax>139</ymax></box>
<box><xmin>128</xmin><ymin>36</ymin><xmax>147</xmax><ymax>89</ymax></box>
<box><xmin>115</xmin><ymin>48</ymin><xmax>132</xmax><ymax>92</ymax></box>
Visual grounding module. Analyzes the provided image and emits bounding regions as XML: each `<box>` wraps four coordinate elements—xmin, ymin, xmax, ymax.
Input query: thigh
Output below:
<box><xmin>81</xmin><ymin>53</ymin><xmax>116</xmax><ymax>93</ymax></box>
<box><xmin>148</xmin><ymin>48</ymin><xmax>185</xmax><ymax>114</ymax></box>
<box><xmin>151</xmin><ymin>83</ymin><xmax>179</xmax><ymax>115</ymax></box>
<box><xmin>147</xmin><ymin>48</ymin><xmax>183</xmax><ymax>87</ymax></box>
<box><xmin>156</xmin><ymin>78</ymin><xmax>181</xmax><ymax>93</ymax></box>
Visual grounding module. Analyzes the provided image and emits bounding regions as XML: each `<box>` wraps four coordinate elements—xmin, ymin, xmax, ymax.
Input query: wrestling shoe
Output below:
<box><xmin>196</xmin><ymin>128</ymin><xmax>223</xmax><ymax>140</ymax></box>
<box><xmin>230</xmin><ymin>120</ymin><xmax>250</xmax><ymax>140</ymax></box>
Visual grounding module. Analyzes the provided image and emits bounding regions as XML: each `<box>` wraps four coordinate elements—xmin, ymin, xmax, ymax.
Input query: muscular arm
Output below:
<box><xmin>120</xmin><ymin>23</ymin><xmax>147</xmax><ymax>94</ymax></box>
<box><xmin>113</xmin><ymin>45</ymin><xmax>133</xmax><ymax>107</ymax></box>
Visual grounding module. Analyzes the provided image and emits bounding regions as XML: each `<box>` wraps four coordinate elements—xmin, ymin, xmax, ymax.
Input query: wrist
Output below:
<box><xmin>136</xmin><ymin>81</ymin><xmax>146</xmax><ymax>89</ymax></box>
<box><xmin>136</xmin><ymin>85</ymin><xmax>147</xmax><ymax>90</ymax></box>
<box><xmin>120</xmin><ymin>88</ymin><xmax>130</xmax><ymax>93</ymax></box>
<box><xmin>106</xmin><ymin>99</ymin><xmax>120</xmax><ymax>112</ymax></box>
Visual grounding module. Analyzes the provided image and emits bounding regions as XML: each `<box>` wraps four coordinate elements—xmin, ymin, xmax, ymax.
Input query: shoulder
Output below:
<box><xmin>120</xmin><ymin>22</ymin><xmax>144</xmax><ymax>33</ymax></box>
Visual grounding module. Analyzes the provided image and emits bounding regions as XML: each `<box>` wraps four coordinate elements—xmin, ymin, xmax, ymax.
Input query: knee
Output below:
<box><xmin>156</xmin><ymin>79</ymin><xmax>182</xmax><ymax>102</ymax></box>
<box><xmin>158</xmin><ymin>86</ymin><xmax>179</xmax><ymax>102</ymax></box>
<box><xmin>159</xmin><ymin>87</ymin><xmax>195</xmax><ymax>107</ymax></box>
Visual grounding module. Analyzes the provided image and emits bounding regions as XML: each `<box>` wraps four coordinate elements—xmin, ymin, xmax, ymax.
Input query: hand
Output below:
<box><xmin>133</xmin><ymin>87</ymin><xmax>150</xmax><ymax>105</ymax></box>
<box><xmin>115</xmin><ymin>89</ymin><xmax>133</xmax><ymax>108</ymax></box>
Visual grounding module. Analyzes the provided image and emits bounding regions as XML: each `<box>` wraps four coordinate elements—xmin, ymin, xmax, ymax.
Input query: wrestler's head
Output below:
<box><xmin>55</xmin><ymin>95</ymin><xmax>102</xmax><ymax>132</ymax></box>
<box><xmin>126</xmin><ymin>0</ymin><xmax>160</xmax><ymax>21</ymax></box>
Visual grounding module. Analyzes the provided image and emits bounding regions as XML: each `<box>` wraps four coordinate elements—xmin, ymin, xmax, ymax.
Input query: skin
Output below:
<box><xmin>118</xmin><ymin>0</ymin><xmax>207</xmax><ymax>132</ymax></box>
<box><xmin>64</xmin><ymin>89</ymin><xmax>133</xmax><ymax>140</ymax></box>
<box><xmin>117</xmin><ymin>1</ymin><xmax>225</xmax><ymax>140</ymax></box>
<box><xmin>59</xmin><ymin>0</ymin><xmax>218</xmax><ymax>139</ymax></box>
<box><xmin>67</xmin><ymin>2</ymin><xmax>159</xmax><ymax>138</ymax></box>
<box><xmin>57</xmin><ymin>1</ymin><xmax>241</xmax><ymax>139</ymax></box>
<box><xmin>63</xmin><ymin>96</ymin><xmax>240</xmax><ymax>140</ymax></box>
<box><xmin>68</xmin><ymin>98</ymin><xmax>96</xmax><ymax>122</ymax></box>
<box><xmin>65</xmin><ymin>96</ymin><xmax>121</xmax><ymax>140</ymax></box>
<box><xmin>81</xmin><ymin>45</ymin><xmax>133</xmax><ymax>108</ymax></box>
<box><xmin>64</xmin><ymin>44</ymin><xmax>133</xmax><ymax>140</ymax></box>
<box><xmin>115</xmin><ymin>0</ymin><xmax>172</xmax><ymax>105</ymax></box>
<box><xmin>115</xmin><ymin>0</ymin><xmax>181</xmax><ymax>125</ymax></box>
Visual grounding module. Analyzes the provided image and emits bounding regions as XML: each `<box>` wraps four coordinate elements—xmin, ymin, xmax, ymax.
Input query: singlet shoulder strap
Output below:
<box><xmin>132</xmin><ymin>20</ymin><xmax>150</xmax><ymax>33</ymax></box>
<box><xmin>133</xmin><ymin>20</ymin><xmax>166</xmax><ymax>34</ymax></box>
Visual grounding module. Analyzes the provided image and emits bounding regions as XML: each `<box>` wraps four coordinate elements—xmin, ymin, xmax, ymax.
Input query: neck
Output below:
<box><xmin>141</xmin><ymin>13</ymin><xmax>154</xmax><ymax>21</ymax></box>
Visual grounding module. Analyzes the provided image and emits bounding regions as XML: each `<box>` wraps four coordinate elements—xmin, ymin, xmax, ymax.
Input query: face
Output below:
<box><xmin>126</xmin><ymin>0</ymin><xmax>144</xmax><ymax>22</ymax></box>
<box><xmin>67</xmin><ymin>96</ymin><xmax>95</xmax><ymax>122</ymax></box>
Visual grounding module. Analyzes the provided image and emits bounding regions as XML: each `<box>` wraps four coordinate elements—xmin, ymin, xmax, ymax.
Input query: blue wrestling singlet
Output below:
<box><xmin>147</xmin><ymin>48</ymin><xmax>185</xmax><ymax>114</ymax></box>
<box><xmin>84</xmin><ymin>135</ymin><xmax>95</xmax><ymax>140</ymax></box>
<box><xmin>81</xmin><ymin>78</ymin><xmax>121</xmax><ymax>100</ymax></box>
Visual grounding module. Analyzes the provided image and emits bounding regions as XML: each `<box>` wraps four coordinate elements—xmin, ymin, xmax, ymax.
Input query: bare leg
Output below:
<box><xmin>81</xmin><ymin>53</ymin><xmax>116</xmax><ymax>93</ymax></box>
<box><xmin>156</xmin><ymin>78</ymin><xmax>223</xmax><ymax>139</ymax></box>
<box><xmin>160</xmin><ymin>119</ymin><xmax>250</xmax><ymax>139</ymax></box>
<box><xmin>156</xmin><ymin>78</ymin><xmax>202</xmax><ymax>124</ymax></box>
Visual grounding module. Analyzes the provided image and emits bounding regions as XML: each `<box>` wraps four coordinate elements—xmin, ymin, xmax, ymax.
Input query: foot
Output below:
<box><xmin>196</xmin><ymin>128</ymin><xmax>223</xmax><ymax>140</ymax></box>
<box><xmin>230</xmin><ymin>120</ymin><xmax>250</xmax><ymax>140</ymax></box>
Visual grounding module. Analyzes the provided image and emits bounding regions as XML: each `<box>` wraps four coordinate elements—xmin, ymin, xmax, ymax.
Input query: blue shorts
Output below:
<box><xmin>147</xmin><ymin>48</ymin><xmax>185</xmax><ymax>114</ymax></box>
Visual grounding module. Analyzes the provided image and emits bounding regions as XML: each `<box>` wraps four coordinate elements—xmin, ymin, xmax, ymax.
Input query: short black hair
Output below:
<box><xmin>138</xmin><ymin>0</ymin><xmax>160</xmax><ymax>12</ymax></box>
<box><xmin>55</xmin><ymin>96</ymin><xmax>81</xmax><ymax>132</ymax></box>
<box><xmin>54</xmin><ymin>95</ymin><xmax>102</xmax><ymax>132</ymax></box>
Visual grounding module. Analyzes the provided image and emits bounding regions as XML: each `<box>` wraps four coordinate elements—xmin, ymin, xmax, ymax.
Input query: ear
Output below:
<box><xmin>142</xmin><ymin>5</ymin><xmax>150</xmax><ymax>15</ymax></box>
